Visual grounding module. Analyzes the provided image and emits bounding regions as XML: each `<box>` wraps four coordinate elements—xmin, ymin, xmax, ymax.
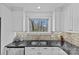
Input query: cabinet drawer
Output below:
<box><xmin>25</xmin><ymin>51</ymin><xmax>40</xmax><ymax>55</ymax></box>
<box><xmin>25</xmin><ymin>47</ymin><xmax>40</xmax><ymax>55</ymax></box>
<box><xmin>39</xmin><ymin>47</ymin><xmax>51</xmax><ymax>51</ymax></box>
<box><xmin>25</xmin><ymin>47</ymin><xmax>52</xmax><ymax>55</ymax></box>
<box><xmin>25</xmin><ymin>47</ymin><xmax>39</xmax><ymax>51</ymax></box>
<box><xmin>6</xmin><ymin>48</ymin><xmax>24</xmax><ymax>55</ymax></box>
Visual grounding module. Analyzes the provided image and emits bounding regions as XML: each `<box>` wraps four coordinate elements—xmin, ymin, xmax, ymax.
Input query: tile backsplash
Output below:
<box><xmin>15</xmin><ymin>32</ymin><xmax>79</xmax><ymax>47</ymax></box>
<box><xmin>16</xmin><ymin>32</ymin><xmax>51</xmax><ymax>40</ymax></box>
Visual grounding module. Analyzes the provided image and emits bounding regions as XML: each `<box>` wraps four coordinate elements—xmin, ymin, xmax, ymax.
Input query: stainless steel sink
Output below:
<box><xmin>30</xmin><ymin>41</ymin><xmax>48</xmax><ymax>46</ymax></box>
<box><xmin>40</xmin><ymin>41</ymin><xmax>48</xmax><ymax>46</ymax></box>
<box><xmin>31</xmin><ymin>41</ymin><xmax>39</xmax><ymax>46</ymax></box>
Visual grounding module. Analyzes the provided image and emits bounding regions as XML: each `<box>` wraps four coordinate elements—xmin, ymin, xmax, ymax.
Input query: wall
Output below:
<box><xmin>12</xmin><ymin>10</ymin><xmax>23</xmax><ymax>32</ymax></box>
<box><xmin>55</xmin><ymin>7</ymin><xmax>63</xmax><ymax>32</ymax></box>
<box><xmin>0</xmin><ymin>4</ymin><xmax>16</xmax><ymax>55</ymax></box>
<box><xmin>0</xmin><ymin>4</ymin><xmax>1</xmax><ymax>55</ymax></box>
<box><xmin>0</xmin><ymin>4</ymin><xmax>1</xmax><ymax>17</ymax></box>
<box><xmin>0</xmin><ymin>4</ymin><xmax>24</xmax><ymax>54</ymax></box>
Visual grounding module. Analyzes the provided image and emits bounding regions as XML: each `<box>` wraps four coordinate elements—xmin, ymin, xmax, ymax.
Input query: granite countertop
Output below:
<box><xmin>5</xmin><ymin>40</ymin><xmax>78</xmax><ymax>48</ymax></box>
<box><xmin>5</xmin><ymin>40</ymin><xmax>79</xmax><ymax>54</ymax></box>
<box><xmin>5</xmin><ymin>40</ymin><xmax>61</xmax><ymax>48</ymax></box>
<box><xmin>5</xmin><ymin>41</ymin><xmax>27</xmax><ymax>48</ymax></box>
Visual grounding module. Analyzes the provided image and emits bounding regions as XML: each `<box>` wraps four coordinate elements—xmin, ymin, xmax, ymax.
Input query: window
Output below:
<box><xmin>29</xmin><ymin>18</ymin><xmax>48</xmax><ymax>32</ymax></box>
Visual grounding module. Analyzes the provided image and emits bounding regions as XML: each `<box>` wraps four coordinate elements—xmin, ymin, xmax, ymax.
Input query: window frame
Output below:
<box><xmin>29</xmin><ymin>18</ymin><xmax>49</xmax><ymax>32</ymax></box>
<box><xmin>27</xmin><ymin>16</ymin><xmax>51</xmax><ymax>34</ymax></box>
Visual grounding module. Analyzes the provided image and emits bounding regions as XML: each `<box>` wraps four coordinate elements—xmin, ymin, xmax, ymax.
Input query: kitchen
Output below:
<box><xmin>1</xmin><ymin>3</ymin><xmax>79</xmax><ymax>55</ymax></box>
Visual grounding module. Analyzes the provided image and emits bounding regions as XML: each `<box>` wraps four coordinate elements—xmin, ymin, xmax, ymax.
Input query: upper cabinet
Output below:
<box><xmin>55</xmin><ymin>4</ymin><xmax>79</xmax><ymax>32</ymax></box>
<box><xmin>55</xmin><ymin>7</ymin><xmax>64</xmax><ymax>32</ymax></box>
<box><xmin>64</xmin><ymin>4</ymin><xmax>79</xmax><ymax>32</ymax></box>
<box><xmin>71</xmin><ymin>4</ymin><xmax>79</xmax><ymax>32</ymax></box>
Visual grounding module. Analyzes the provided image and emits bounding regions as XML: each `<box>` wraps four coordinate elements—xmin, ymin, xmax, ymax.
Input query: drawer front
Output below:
<box><xmin>25</xmin><ymin>47</ymin><xmax>52</xmax><ymax>55</ymax></box>
<box><xmin>25</xmin><ymin>47</ymin><xmax>67</xmax><ymax>55</ymax></box>
<box><xmin>25</xmin><ymin>47</ymin><xmax>40</xmax><ymax>55</ymax></box>
<box><xmin>25</xmin><ymin>47</ymin><xmax>39</xmax><ymax>51</ymax></box>
<box><xmin>39</xmin><ymin>47</ymin><xmax>52</xmax><ymax>55</ymax></box>
<box><xmin>39</xmin><ymin>47</ymin><xmax>52</xmax><ymax>52</ymax></box>
<box><xmin>6</xmin><ymin>48</ymin><xmax>24</xmax><ymax>55</ymax></box>
<box><xmin>25</xmin><ymin>51</ymin><xmax>38</xmax><ymax>55</ymax></box>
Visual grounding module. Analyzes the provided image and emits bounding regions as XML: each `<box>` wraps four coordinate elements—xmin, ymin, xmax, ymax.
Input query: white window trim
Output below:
<box><xmin>23</xmin><ymin>11</ymin><xmax>25</xmax><ymax>32</ymax></box>
<box><xmin>26</xmin><ymin>16</ymin><xmax>51</xmax><ymax>34</ymax></box>
<box><xmin>52</xmin><ymin>11</ymin><xmax>55</xmax><ymax>32</ymax></box>
<box><xmin>23</xmin><ymin>12</ymin><xmax>55</xmax><ymax>34</ymax></box>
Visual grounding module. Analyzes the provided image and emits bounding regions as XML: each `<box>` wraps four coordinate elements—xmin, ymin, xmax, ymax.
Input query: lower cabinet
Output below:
<box><xmin>25</xmin><ymin>47</ymin><xmax>39</xmax><ymax>55</ymax></box>
<box><xmin>25</xmin><ymin>47</ymin><xmax>51</xmax><ymax>55</ymax></box>
<box><xmin>5</xmin><ymin>47</ymin><xmax>67</xmax><ymax>55</ymax></box>
<box><xmin>5</xmin><ymin>47</ymin><xmax>25</xmax><ymax>55</ymax></box>
<box><xmin>25</xmin><ymin>47</ymin><xmax>67</xmax><ymax>55</ymax></box>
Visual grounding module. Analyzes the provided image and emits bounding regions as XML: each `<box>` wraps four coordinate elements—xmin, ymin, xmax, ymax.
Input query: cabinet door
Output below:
<box><xmin>25</xmin><ymin>47</ymin><xmax>50</xmax><ymax>55</ymax></box>
<box><xmin>25</xmin><ymin>47</ymin><xmax>39</xmax><ymax>55</ymax></box>
<box><xmin>39</xmin><ymin>47</ymin><xmax>52</xmax><ymax>55</ymax></box>
<box><xmin>6</xmin><ymin>48</ymin><xmax>24</xmax><ymax>55</ymax></box>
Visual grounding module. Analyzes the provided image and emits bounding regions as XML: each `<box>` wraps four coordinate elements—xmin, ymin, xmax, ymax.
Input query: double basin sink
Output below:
<box><xmin>28</xmin><ymin>40</ymin><xmax>48</xmax><ymax>46</ymax></box>
<box><xmin>26</xmin><ymin>40</ymin><xmax>61</xmax><ymax>47</ymax></box>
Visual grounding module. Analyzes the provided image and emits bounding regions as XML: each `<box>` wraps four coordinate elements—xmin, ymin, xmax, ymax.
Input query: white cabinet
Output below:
<box><xmin>6</xmin><ymin>48</ymin><xmax>25</xmax><ymax>55</ymax></box>
<box><xmin>39</xmin><ymin>47</ymin><xmax>52</xmax><ymax>55</ymax></box>
<box><xmin>5</xmin><ymin>47</ymin><xmax>67</xmax><ymax>55</ymax></box>
<box><xmin>58</xmin><ymin>4</ymin><xmax>79</xmax><ymax>32</ymax></box>
<box><xmin>25</xmin><ymin>47</ymin><xmax>50</xmax><ymax>55</ymax></box>
<box><xmin>25</xmin><ymin>47</ymin><xmax>67</xmax><ymax>55</ymax></box>
<box><xmin>25</xmin><ymin>47</ymin><xmax>39</xmax><ymax>55</ymax></box>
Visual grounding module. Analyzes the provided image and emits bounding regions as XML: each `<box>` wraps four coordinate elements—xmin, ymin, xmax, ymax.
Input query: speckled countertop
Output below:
<box><xmin>5</xmin><ymin>40</ymin><xmax>79</xmax><ymax>55</ymax></box>
<box><xmin>5</xmin><ymin>40</ymin><xmax>61</xmax><ymax>48</ymax></box>
<box><xmin>5</xmin><ymin>41</ymin><xmax>27</xmax><ymax>48</ymax></box>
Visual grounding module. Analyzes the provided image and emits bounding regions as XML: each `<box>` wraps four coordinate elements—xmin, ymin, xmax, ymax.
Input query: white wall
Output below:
<box><xmin>0</xmin><ymin>4</ymin><xmax>1</xmax><ymax>17</ymax></box>
<box><xmin>0</xmin><ymin>4</ymin><xmax>16</xmax><ymax>55</ymax></box>
<box><xmin>0</xmin><ymin>4</ymin><xmax>24</xmax><ymax>54</ymax></box>
<box><xmin>12</xmin><ymin>11</ymin><xmax>23</xmax><ymax>32</ymax></box>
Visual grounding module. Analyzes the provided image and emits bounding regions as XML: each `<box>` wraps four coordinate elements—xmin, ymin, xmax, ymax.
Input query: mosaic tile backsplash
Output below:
<box><xmin>15</xmin><ymin>32</ymin><xmax>79</xmax><ymax>47</ymax></box>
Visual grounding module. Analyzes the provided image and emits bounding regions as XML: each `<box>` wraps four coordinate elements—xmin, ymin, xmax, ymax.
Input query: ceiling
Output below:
<box><xmin>2</xmin><ymin>3</ymin><xmax>67</xmax><ymax>12</ymax></box>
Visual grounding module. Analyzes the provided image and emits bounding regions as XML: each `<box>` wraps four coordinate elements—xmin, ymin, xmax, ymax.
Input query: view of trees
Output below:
<box><xmin>29</xmin><ymin>18</ymin><xmax>48</xmax><ymax>32</ymax></box>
